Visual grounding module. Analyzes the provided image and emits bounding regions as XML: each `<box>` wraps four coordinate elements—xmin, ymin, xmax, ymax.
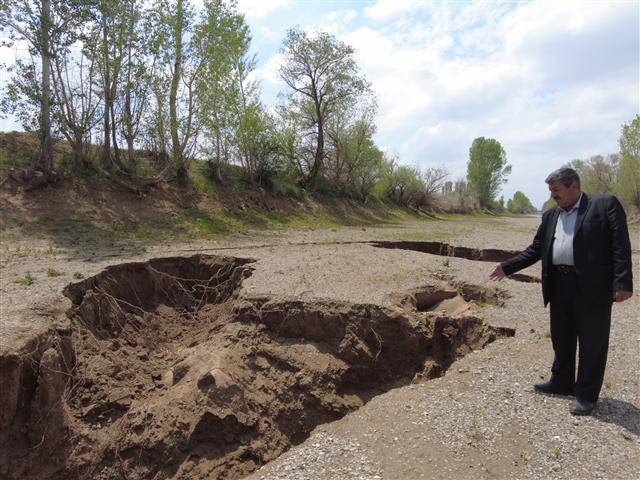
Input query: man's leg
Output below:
<box><xmin>548</xmin><ymin>272</ymin><xmax>577</xmax><ymax>389</ymax></box>
<box><xmin>574</xmin><ymin>300</ymin><xmax>612</xmax><ymax>402</ymax></box>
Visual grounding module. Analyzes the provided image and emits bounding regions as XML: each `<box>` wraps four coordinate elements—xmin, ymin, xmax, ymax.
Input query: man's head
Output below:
<box><xmin>545</xmin><ymin>167</ymin><xmax>581</xmax><ymax>210</ymax></box>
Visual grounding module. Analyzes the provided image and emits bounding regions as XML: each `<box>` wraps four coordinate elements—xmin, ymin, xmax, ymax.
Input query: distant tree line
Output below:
<box><xmin>542</xmin><ymin>116</ymin><xmax>640</xmax><ymax>213</ymax></box>
<box><xmin>3</xmin><ymin>1</ymin><xmax>635</xmax><ymax>216</ymax></box>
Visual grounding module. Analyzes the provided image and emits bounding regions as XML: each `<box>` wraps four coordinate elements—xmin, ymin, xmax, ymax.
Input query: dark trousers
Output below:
<box><xmin>549</xmin><ymin>268</ymin><xmax>612</xmax><ymax>402</ymax></box>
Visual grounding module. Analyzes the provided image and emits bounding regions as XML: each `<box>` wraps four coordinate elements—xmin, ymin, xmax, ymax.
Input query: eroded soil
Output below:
<box><xmin>1</xmin><ymin>254</ymin><xmax>513</xmax><ymax>480</ymax></box>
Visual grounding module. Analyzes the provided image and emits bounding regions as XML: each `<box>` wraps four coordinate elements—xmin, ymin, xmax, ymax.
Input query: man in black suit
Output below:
<box><xmin>489</xmin><ymin>167</ymin><xmax>633</xmax><ymax>415</ymax></box>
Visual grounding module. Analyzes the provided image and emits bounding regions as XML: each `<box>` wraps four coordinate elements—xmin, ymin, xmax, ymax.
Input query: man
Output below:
<box><xmin>489</xmin><ymin>167</ymin><xmax>633</xmax><ymax>415</ymax></box>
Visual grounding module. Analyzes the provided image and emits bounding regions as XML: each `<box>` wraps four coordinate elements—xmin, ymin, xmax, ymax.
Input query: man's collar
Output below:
<box><xmin>563</xmin><ymin>192</ymin><xmax>583</xmax><ymax>213</ymax></box>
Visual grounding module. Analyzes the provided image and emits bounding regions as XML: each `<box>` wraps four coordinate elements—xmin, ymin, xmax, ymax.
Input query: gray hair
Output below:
<box><xmin>545</xmin><ymin>167</ymin><xmax>580</xmax><ymax>188</ymax></box>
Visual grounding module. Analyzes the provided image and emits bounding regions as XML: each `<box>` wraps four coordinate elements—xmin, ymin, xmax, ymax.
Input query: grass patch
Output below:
<box><xmin>46</xmin><ymin>268</ymin><xmax>64</xmax><ymax>277</ymax></box>
<box><xmin>14</xmin><ymin>272</ymin><xmax>34</xmax><ymax>286</ymax></box>
<box><xmin>73</xmin><ymin>272</ymin><xmax>84</xmax><ymax>279</ymax></box>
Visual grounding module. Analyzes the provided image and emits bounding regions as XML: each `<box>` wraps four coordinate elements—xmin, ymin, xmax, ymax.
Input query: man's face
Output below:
<box><xmin>548</xmin><ymin>180</ymin><xmax>581</xmax><ymax>210</ymax></box>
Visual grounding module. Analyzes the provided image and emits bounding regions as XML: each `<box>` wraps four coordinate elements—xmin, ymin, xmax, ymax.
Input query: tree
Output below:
<box><xmin>616</xmin><ymin>115</ymin><xmax>640</xmax><ymax>210</ymax></box>
<box><xmin>279</xmin><ymin>28</ymin><xmax>369</xmax><ymax>188</ymax></box>
<box><xmin>454</xmin><ymin>178</ymin><xmax>476</xmax><ymax>211</ymax></box>
<box><xmin>116</xmin><ymin>0</ymin><xmax>150</xmax><ymax>173</ymax></box>
<box><xmin>147</xmin><ymin>0</ymin><xmax>201</xmax><ymax>182</ymax></box>
<box><xmin>507</xmin><ymin>191</ymin><xmax>536</xmax><ymax>214</ymax></box>
<box><xmin>0</xmin><ymin>0</ymin><xmax>86</xmax><ymax>175</ymax></box>
<box><xmin>50</xmin><ymin>44</ymin><xmax>102</xmax><ymax>170</ymax></box>
<box><xmin>193</xmin><ymin>0</ymin><xmax>252</xmax><ymax>183</ymax></box>
<box><xmin>324</xmin><ymin>95</ymin><xmax>382</xmax><ymax>197</ymax></box>
<box><xmin>386</xmin><ymin>164</ymin><xmax>424</xmax><ymax>205</ymax></box>
<box><xmin>542</xmin><ymin>197</ymin><xmax>556</xmax><ymax>211</ymax></box>
<box><xmin>422</xmin><ymin>166</ymin><xmax>449</xmax><ymax>198</ymax></box>
<box><xmin>573</xmin><ymin>155</ymin><xmax>618</xmax><ymax>195</ymax></box>
<box><xmin>466</xmin><ymin>137</ymin><xmax>511</xmax><ymax>209</ymax></box>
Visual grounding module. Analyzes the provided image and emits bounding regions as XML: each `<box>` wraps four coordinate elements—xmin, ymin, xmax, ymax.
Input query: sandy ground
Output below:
<box><xmin>1</xmin><ymin>215</ymin><xmax>638</xmax><ymax>479</ymax></box>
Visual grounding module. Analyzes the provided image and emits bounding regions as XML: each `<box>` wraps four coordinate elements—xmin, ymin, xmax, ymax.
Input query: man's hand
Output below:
<box><xmin>489</xmin><ymin>264</ymin><xmax>506</xmax><ymax>281</ymax></box>
<box><xmin>613</xmin><ymin>290</ymin><xmax>632</xmax><ymax>302</ymax></box>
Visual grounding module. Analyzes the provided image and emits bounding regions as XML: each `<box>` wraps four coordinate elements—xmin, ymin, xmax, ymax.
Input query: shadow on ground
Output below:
<box><xmin>595</xmin><ymin>397</ymin><xmax>640</xmax><ymax>437</ymax></box>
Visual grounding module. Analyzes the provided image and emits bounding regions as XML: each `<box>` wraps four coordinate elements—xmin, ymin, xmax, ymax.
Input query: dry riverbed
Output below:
<box><xmin>1</xmin><ymin>216</ymin><xmax>638</xmax><ymax>479</ymax></box>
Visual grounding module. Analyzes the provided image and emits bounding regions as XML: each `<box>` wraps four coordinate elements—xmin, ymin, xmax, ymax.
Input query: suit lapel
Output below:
<box><xmin>574</xmin><ymin>193</ymin><xmax>590</xmax><ymax>237</ymax></box>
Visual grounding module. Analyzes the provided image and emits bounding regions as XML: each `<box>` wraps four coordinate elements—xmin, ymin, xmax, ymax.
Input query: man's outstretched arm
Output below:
<box><xmin>490</xmin><ymin>218</ymin><xmax>545</xmax><ymax>280</ymax></box>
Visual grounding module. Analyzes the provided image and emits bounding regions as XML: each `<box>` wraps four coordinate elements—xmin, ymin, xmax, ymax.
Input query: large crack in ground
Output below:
<box><xmin>372</xmin><ymin>241</ymin><xmax>541</xmax><ymax>283</ymax></box>
<box><xmin>1</xmin><ymin>254</ymin><xmax>515</xmax><ymax>480</ymax></box>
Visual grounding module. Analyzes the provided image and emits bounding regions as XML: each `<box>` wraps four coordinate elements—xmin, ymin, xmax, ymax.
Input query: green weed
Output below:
<box><xmin>46</xmin><ymin>268</ymin><xmax>63</xmax><ymax>277</ymax></box>
<box><xmin>15</xmin><ymin>272</ymin><xmax>34</xmax><ymax>286</ymax></box>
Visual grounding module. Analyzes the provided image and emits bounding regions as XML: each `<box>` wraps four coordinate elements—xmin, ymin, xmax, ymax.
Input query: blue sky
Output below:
<box><xmin>2</xmin><ymin>0</ymin><xmax>638</xmax><ymax>208</ymax></box>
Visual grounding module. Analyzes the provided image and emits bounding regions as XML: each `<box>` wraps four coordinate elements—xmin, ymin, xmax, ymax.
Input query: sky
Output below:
<box><xmin>1</xmin><ymin>0</ymin><xmax>639</xmax><ymax>208</ymax></box>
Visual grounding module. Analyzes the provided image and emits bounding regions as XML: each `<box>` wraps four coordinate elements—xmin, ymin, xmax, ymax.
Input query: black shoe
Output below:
<box><xmin>570</xmin><ymin>398</ymin><xmax>596</xmax><ymax>416</ymax></box>
<box><xmin>534</xmin><ymin>380</ymin><xmax>573</xmax><ymax>396</ymax></box>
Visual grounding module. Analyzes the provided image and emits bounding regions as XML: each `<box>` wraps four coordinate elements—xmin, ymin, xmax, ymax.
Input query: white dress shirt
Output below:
<box><xmin>552</xmin><ymin>193</ymin><xmax>583</xmax><ymax>266</ymax></box>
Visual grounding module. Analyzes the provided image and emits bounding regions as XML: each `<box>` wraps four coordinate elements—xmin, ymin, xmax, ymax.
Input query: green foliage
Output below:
<box><xmin>507</xmin><ymin>191</ymin><xmax>536</xmax><ymax>214</ymax></box>
<box><xmin>452</xmin><ymin>178</ymin><xmax>477</xmax><ymax>212</ymax></box>
<box><xmin>615</xmin><ymin>115</ymin><xmax>640</xmax><ymax>209</ymax></box>
<box><xmin>385</xmin><ymin>164</ymin><xmax>425</xmax><ymax>205</ymax></box>
<box><xmin>466</xmin><ymin>137</ymin><xmax>511</xmax><ymax>209</ymax></box>
<box><xmin>14</xmin><ymin>272</ymin><xmax>34</xmax><ymax>286</ymax></box>
<box><xmin>279</xmin><ymin>28</ymin><xmax>370</xmax><ymax>188</ymax></box>
<box><xmin>542</xmin><ymin>197</ymin><xmax>556</xmax><ymax>211</ymax></box>
<box><xmin>270</xmin><ymin>177</ymin><xmax>304</xmax><ymax>199</ymax></box>
<box><xmin>567</xmin><ymin>155</ymin><xmax>618</xmax><ymax>195</ymax></box>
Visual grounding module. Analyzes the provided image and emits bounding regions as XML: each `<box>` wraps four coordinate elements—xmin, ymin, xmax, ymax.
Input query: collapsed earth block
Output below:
<box><xmin>0</xmin><ymin>254</ymin><xmax>514</xmax><ymax>480</ymax></box>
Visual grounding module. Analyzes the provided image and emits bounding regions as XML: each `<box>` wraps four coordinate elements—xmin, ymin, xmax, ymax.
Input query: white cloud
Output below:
<box><xmin>236</xmin><ymin>0</ymin><xmax>288</xmax><ymax>19</ymax></box>
<box><xmin>325</xmin><ymin>9</ymin><xmax>358</xmax><ymax>25</ymax></box>
<box><xmin>303</xmin><ymin>8</ymin><xmax>359</xmax><ymax>37</ymax></box>
<box><xmin>339</xmin><ymin>1</ymin><xmax>639</xmax><ymax>206</ymax></box>
<box><xmin>259</xmin><ymin>25</ymin><xmax>281</xmax><ymax>41</ymax></box>
<box><xmin>249</xmin><ymin>52</ymin><xmax>285</xmax><ymax>87</ymax></box>
<box><xmin>364</xmin><ymin>0</ymin><xmax>420</xmax><ymax>21</ymax></box>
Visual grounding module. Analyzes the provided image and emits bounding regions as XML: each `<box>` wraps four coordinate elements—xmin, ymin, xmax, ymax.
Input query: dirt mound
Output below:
<box><xmin>1</xmin><ymin>254</ymin><xmax>515</xmax><ymax>480</ymax></box>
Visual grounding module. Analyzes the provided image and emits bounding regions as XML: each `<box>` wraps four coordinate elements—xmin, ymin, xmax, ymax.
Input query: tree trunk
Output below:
<box><xmin>307</xmin><ymin>112</ymin><xmax>324</xmax><ymax>187</ymax></box>
<box><xmin>169</xmin><ymin>0</ymin><xmax>183</xmax><ymax>178</ymax></box>
<box><xmin>38</xmin><ymin>0</ymin><xmax>53</xmax><ymax>174</ymax></box>
<box><xmin>101</xmin><ymin>16</ymin><xmax>111</xmax><ymax>170</ymax></box>
<box><xmin>73</xmin><ymin>132</ymin><xmax>85</xmax><ymax>169</ymax></box>
<box><xmin>212</xmin><ymin>131</ymin><xmax>223</xmax><ymax>183</ymax></box>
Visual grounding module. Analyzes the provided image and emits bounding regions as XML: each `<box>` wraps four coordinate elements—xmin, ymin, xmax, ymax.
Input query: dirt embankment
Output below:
<box><xmin>1</xmin><ymin>254</ymin><xmax>514</xmax><ymax>480</ymax></box>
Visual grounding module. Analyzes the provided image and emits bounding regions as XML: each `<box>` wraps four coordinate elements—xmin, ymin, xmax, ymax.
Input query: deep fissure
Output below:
<box><xmin>1</xmin><ymin>254</ymin><xmax>515</xmax><ymax>480</ymax></box>
<box><xmin>371</xmin><ymin>241</ymin><xmax>541</xmax><ymax>283</ymax></box>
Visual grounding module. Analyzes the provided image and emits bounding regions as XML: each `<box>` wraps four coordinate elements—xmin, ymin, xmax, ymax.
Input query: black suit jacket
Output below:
<box><xmin>501</xmin><ymin>194</ymin><xmax>633</xmax><ymax>306</ymax></box>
